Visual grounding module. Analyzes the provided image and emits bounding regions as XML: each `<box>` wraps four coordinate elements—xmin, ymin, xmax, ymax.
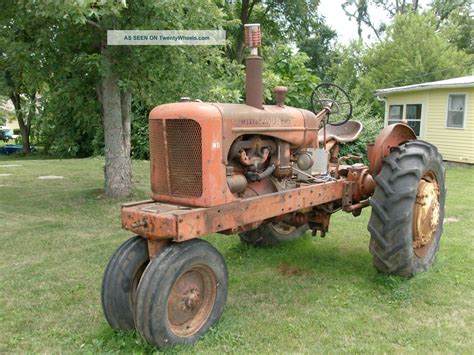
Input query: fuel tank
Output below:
<box><xmin>212</xmin><ymin>103</ymin><xmax>320</xmax><ymax>163</ymax></box>
<box><xmin>148</xmin><ymin>102</ymin><xmax>322</xmax><ymax>207</ymax></box>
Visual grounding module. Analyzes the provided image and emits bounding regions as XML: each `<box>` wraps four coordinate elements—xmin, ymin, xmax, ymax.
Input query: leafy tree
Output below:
<box><xmin>360</xmin><ymin>11</ymin><xmax>472</xmax><ymax>115</ymax></box>
<box><xmin>438</xmin><ymin>4</ymin><xmax>474</xmax><ymax>54</ymax></box>
<box><xmin>341</xmin><ymin>0</ymin><xmax>422</xmax><ymax>40</ymax></box>
<box><xmin>372</xmin><ymin>0</ymin><xmax>420</xmax><ymax>16</ymax></box>
<box><xmin>329</xmin><ymin>40</ymin><xmax>367</xmax><ymax>97</ymax></box>
<box><xmin>264</xmin><ymin>45</ymin><xmax>320</xmax><ymax>109</ymax></box>
<box><xmin>342</xmin><ymin>0</ymin><xmax>472</xmax><ymax>43</ymax></box>
<box><xmin>224</xmin><ymin>0</ymin><xmax>321</xmax><ymax>63</ymax></box>
<box><xmin>297</xmin><ymin>21</ymin><xmax>337</xmax><ymax>80</ymax></box>
<box><xmin>33</xmin><ymin>19</ymin><xmax>102</xmax><ymax>157</ymax></box>
<box><xmin>430</xmin><ymin>0</ymin><xmax>471</xmax><ymax>28</ymax></box>
<box><xmin>15</xmin><ymin>0</ymin><xmax>229</xmax><ymax>197</ymax></box>
<box><xmin>0</xmin><ymin>3</ymin><xmax>48</xmax><ymax>152</ymax></box>
<box><xmin>329</xmin><ymin>9</ymin><xmax>473</xmax><ymax>156</ymax></box>
<box><xmin>0</xmin><ymin>96</ymin><xmax>16</xmax><ymax>127</ymax></box>
<box><xmin>342</xmin><ymin>0</ymin><xmax>378</xmax><ymax>40</ymax></box>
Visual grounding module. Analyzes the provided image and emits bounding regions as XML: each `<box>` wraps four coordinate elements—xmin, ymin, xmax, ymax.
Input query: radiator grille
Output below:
<box><xmin>150</xmin><ymin>120</ymin><xmax>169</xmax><ymax>195</ymax></box>
<box><xmin>149</xmin><ymin>119</ymin><xmax>203</xmax><ymax>198</ymax></box>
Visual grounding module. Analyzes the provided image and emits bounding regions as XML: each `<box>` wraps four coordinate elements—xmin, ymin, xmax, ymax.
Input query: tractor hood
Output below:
<box><xmin>149</xmin><ymin>102</ymin><xmax>320</xmax><ymax>161</ymax></box>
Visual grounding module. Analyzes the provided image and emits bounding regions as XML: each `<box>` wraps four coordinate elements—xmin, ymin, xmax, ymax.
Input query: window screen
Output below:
<box><xmin>388</xmin><ymin>105</ymin><xmax>403</xmax><ymax>124</ymax></box>
<box><xmin>447</xmin><ymin>94</ymin><xmax>466</xmax><ymax>128</ymax></box>
<box><xmin>406</xmin><ymin>104</ymin><xmax>422</xmax><ymax>136</ymax></box>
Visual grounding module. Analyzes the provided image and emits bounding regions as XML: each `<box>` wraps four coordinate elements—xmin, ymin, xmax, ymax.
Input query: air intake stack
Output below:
<box><xmin>244</xmin><ymin>24</ymin><xmax>263</xmax><ymax>109</ymax></box>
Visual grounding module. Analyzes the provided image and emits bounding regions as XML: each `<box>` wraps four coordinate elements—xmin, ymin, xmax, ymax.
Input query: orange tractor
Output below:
<box><xmin>101</xmin><ymin>24</ymin><xmax>446</xmax><ymax>347</ymax></box>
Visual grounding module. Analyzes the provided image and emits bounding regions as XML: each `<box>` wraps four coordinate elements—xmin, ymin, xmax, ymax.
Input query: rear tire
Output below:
<box><xmin>368</xmin><ymin>140</ymin><xmax>446</xmax><ymax>277</ymax></box>
<box><xmin>101</xmin><ymin>236</ymin><xmax>149</xmax><ymax>330</ymax></box>
<box><xmin>239</xmin><ymin>221</ymin><xmax>308</xmax><ymax>247</ymax></box>
<box><xmin>134</xmin><ymin>239</ymin><xmax>228</xmax><ymax>347</ymax></box>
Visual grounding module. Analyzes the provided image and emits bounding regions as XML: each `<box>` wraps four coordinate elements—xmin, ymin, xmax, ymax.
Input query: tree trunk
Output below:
<box><xmin>101</xmin><ymin>45</ymin><xmax>132</xmax><ymax>197</ymax></box>
<box><xmin>236</xmin><ymin>33</ymin><xmax>246</xmax><ymax>64</ymax></box>
<box><xmin>121</xmin><ymin>90</ymin><xmax>132</xmax><ymax>158</ymax></box>
<box><xmin>9</xmin><ymin>92</ymin><xmax>31</xmax><ymax>153</ymax></box>
<box><xmin>412</xmin><ymin>0</ymin><xmax>419</xmax><ymax>12</ymax></box>
<box><xmin>18</xmin><ymin>118</ymin><xmax>31</xmax><ymax>153</ymax></box>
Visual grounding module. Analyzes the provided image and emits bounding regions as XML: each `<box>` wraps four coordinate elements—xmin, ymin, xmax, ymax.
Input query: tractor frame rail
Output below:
<box><xmin>122</xmin><ymin>179</ymin><xmax>347</xmax><ymax>243</ymax></box>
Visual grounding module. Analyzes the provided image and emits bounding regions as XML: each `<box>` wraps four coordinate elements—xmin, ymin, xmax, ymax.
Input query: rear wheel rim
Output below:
<box><xmin>412</xmin><ymin>171</ymin><xmax>440</xmax><ymax>258</ymax></box>
<box><xmin>270</xmin><ymin>221</ymin><xmax>296</xmax><ymax>235</ymax></box>
<box><xmin>129</xmin><ymin>261</ymin><xmax>148</xmax><ymax>312</ymax></box>
<box><xmin>167</xmin><ymin>265</ymin><xmax>217</xmax><ymax>337</ymax></box>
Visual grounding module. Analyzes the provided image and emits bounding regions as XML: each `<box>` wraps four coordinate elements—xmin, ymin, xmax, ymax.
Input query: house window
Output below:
<box><xmin>388</xmin><ymin>105</ymin><xmax>403</xmax><ymax>123</ymax></box>
<box><xmin>447</xmin><ymin>94</ymin><xmax>466</xmax><ymax>128</ymax></box>
<box><xmin>388</xmin><ymin>104</ymin><xmax>422</xmax><ymax>136</ymax></box>
<box><xmin>406</xmin><ymin>104</ymin><xmax>422</xmax><ymax>136</ymax></box>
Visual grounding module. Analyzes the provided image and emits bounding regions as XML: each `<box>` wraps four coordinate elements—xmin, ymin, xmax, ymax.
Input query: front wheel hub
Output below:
<box><xmin>167</xmin><ymin>266</ymin><xmax>217</xmax><ymax>337</ymax></box>
<box><xmin>183</xmin><ymin>288</ymin><xmax>201</xmax><ymax>310</ymax></box>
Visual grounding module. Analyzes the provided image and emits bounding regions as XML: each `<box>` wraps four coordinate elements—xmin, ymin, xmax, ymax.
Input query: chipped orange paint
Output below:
<box><xmin>122</xmin><ymin>180</ymin><xmax>345</xmax><ymax>242</ymax></box>
<box><xmin>148</xmin><ymin>102</ymin><xmax>325</xmax><ymax>208</ymax></box>
<box><xmin>368</xmin><ymin>122</ymin><xmax>416</xmax><ymax>175</ymax></box>
<box><xmin>149</xmin><ymin>102</ymin><xmax>234</xmax><ymax>207</ymax></box>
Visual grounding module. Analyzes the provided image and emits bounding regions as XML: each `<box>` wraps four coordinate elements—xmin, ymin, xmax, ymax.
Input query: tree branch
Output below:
<box><xmin>86</xmin><ymin>19</ymin><xmax>103</xmax><ymax>32</ymax></box>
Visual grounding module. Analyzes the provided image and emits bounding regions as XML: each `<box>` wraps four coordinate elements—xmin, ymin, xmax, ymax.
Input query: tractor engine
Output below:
<box><xmin>148</xmin><ymin>22</ymin><xmax>341</xmax><ymax>210</ymax></box>
<box><xmin>148</xmin><ymin>102</ymin><xmax>325</xmax><ymax>208</ymax></box>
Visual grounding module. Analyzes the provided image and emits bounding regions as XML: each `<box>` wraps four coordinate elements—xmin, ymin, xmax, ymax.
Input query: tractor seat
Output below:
<box><xmin>318</xmin><ymin>120</ymin><xmax>363</xmax><ymax>144</ymax></box>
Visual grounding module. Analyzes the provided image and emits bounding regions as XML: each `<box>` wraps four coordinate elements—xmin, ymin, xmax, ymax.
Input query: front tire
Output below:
<box><xmin>368</xmin><ymin>140</ymin><xmax>446</xmax><ymax>277</ymax></box>
<box><xmin>134</xmin><ymin>239</ymin><xmax>228</xmax><ymax>347</ymax></box>
<box><xmin>239</xmin><ymin>221</ymin><xmax>308</xmax><ymax>247</ymax></box>
<box><xmin>101</xmin><ymin>236</ymin><xmax>150</xmax><ymax>330</ymax></box>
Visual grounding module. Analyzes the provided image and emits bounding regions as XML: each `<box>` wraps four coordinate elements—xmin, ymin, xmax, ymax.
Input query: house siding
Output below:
<box><xmin>384</xmin><ymin>88</ymin><xmax>474</xmax><ymax>164</ymax></box>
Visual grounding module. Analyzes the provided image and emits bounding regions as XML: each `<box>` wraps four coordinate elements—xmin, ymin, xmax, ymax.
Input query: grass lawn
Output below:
<box><xmin>0</xmin><ymin>155</ymin><xmax>473</xmax><ymax>353</ymax></box>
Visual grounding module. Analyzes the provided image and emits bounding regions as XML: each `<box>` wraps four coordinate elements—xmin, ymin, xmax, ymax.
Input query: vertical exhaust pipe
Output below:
<box><xmin>244</xmin><ymin>24</ymin><xmax>263</xmax><ymax>109</ymax></box>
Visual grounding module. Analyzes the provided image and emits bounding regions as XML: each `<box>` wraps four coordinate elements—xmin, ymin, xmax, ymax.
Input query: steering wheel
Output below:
<box><xmin>310</xmin><ymin>83</ymin><xmax>353</xmax><ymax>126</ymax></box>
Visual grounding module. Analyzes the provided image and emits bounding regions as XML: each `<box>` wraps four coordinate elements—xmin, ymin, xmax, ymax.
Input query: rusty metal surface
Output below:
<box><xmin>121</xmin><ymin>199</ymin><xmax>155</xmax><ymax>208</ymax></box>
<box><xmin>226</xmin><ymin>174</ymin><xmax>247</xmax><ymax>194</ymax></box>
<box><xmin>167</xmin><ymin>119</ymin><xmax>202</xmax><ymax>197</ymax></box>
<box><xmin>148</xmin><ymin>102</ymin><xmax>329</xmax><ymax>208</ymax></box>
<box><xmin>167</xmin><ymin>265</ymin><xmax>217</xmax><ymax>337</ymax></box>
<box><xmin>149</xmin><ymin>103</ymin><xmax>235</xmax><ymax>207</ymax></box>
<box><xmin>147</xmin><ymin>239</ymin><xmax>170</xmax><ymax>259</ymax></box>
<box><xmin>342</xmin><ymin>181</ymin><xmax>353</xmax><ymax>208</ymax></box>
<box><xmin>122</xmin><ymin>180</ymin><xmax>345</xmax><ymax>241</ymax></box>
<box><xmin>241</xmin><ymin>178</ymin><xmax>276</xmax><ymax>197</ymax></box>
<box><xmin>229</xmin><ymin>136</ymin><xmax>276</xmax><ymax>167</ymax></box>
<box><xmin>368</xmin><ymin>123</ymin><xmax>416</xmax><ymax>175</ymax></box>
<box><xmin>318</xmin><ymin>120</ymin><xmax>363</xmax><ymax>144</ymax></box>
<box><xmin>273</xmin><ymin>86</ymin><xmax>288</xmax><ymax>107</ymax></box>
<box><xmin>413</xmin><ymin>171</ymin><xmax>440</xmax><ymax>257</ymax></box>
<box><xmin>213</xmin><ymin>103</ymin><xmax>322</xmax><ymax>161</ymax></box>
<box><xmin>150</xmin><ymin>119</ymin><xmax>203</xmax><ymax>198</ymax></box>
<box><xmin>149</xmin><ymin>119</ymin><xmax>169</xmax><ymax>195</ymax></box>
<box><xmin>301</xmin><ymin>109</ymin><xmax>321</xmax><ymax>148</ymax></box>
<box><xmin>344</xmin><ymin>199</ymin><xmax>370</xmax><ymax>213</ymax></box>
<box><xmin>245</xmin><ymin>55</ymin><xmax>263</xmax><ymax>109</ymax></box>
<box><xmin>308</xmin><ymin>211</ymin><xmax>331</xmax><ymax>238</ymax></box>
<box><xmin>346</xmin><ymin>164</ymin><xmax>376</xmax><ymax>202</ymax></box>
<box><xmin>122</xmin><ymin>203</ymin><xmax>179</xmax><ymax>239</ymax></box>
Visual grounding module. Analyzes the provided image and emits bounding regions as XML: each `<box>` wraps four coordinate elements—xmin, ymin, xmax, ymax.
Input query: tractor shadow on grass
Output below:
<box><xmin>224</xmin><ymin>234</ymin><xmax>373</xmax><ymax>278</ymax></box>
<box><xmin>220</xmin><ymin>233</ymin><xmax>417</xmax><ymax>297</ymax></box>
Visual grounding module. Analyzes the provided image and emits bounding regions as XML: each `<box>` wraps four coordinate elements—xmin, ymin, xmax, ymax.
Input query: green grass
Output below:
<box><xmin>0</xmin><ymin>155</ymin><xmax>473</xmax><ymax>353</ymax></box>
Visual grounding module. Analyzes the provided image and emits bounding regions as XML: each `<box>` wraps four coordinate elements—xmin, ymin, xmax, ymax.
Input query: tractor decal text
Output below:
<box><xmin>237</xmin><ymin>117</ymin><xmax>292</xmax><ymax>126</ymax></box>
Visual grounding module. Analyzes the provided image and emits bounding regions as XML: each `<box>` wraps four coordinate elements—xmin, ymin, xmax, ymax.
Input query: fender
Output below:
<box><xmin>368</xmin><ymin>122</ymin><xmax>417</xmax><ymax>175</ymax></box>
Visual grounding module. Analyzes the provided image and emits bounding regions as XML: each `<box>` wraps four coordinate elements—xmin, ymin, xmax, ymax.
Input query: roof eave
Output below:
<box><xmin>375</xmin><ymin>83</ymin><xmax>474</xmax><ymax>96</ymax></box>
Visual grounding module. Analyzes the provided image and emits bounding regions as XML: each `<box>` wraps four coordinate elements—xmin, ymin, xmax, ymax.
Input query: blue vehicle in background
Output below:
<box><xmin>0</xmin><ymin>126</ymin><xmax>15</xmax><ymax>142</ymax></box>
<box><xmin>0</xmin><ymin>126</ymin><xmax>33</xmax><ymax>155</ymax></box>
